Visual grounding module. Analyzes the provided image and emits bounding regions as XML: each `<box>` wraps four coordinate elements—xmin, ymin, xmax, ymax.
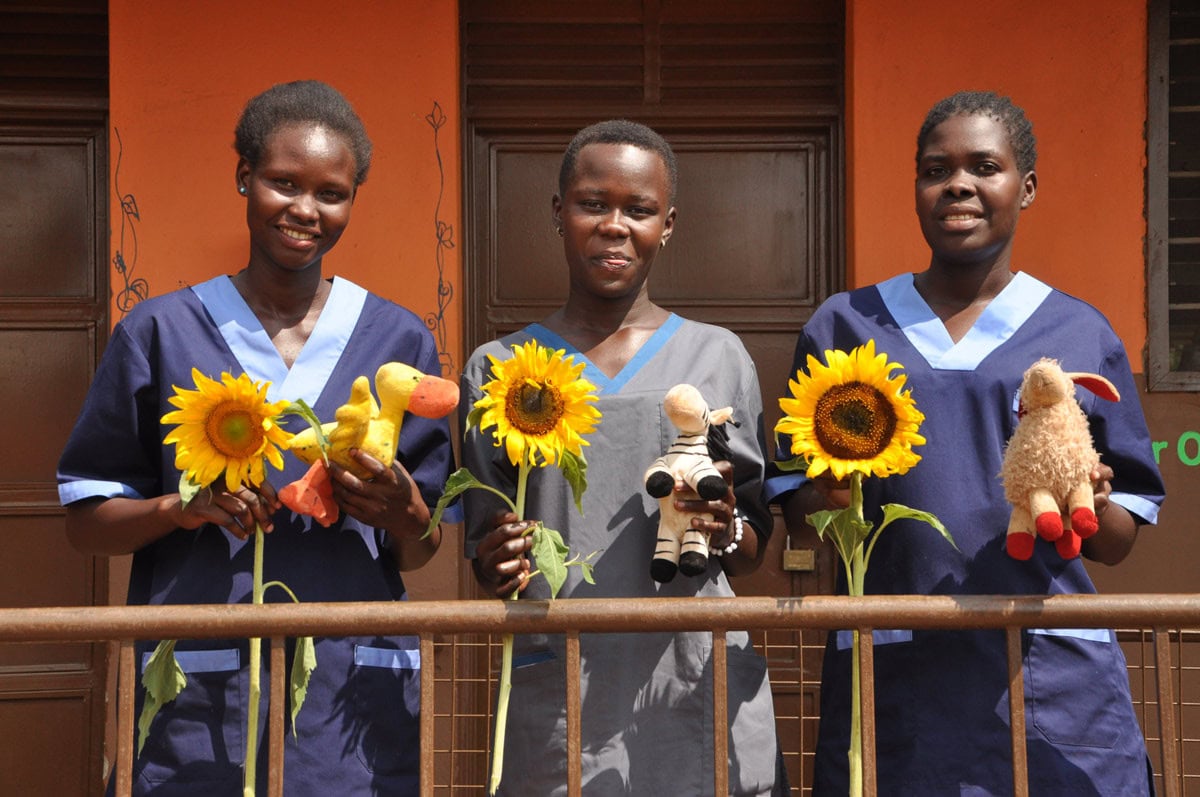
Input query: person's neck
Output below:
<box><xmin>553</xmin><ymin>291</ymin><xmax>667</xmax><ymax>339</ymax></box>
<box><xmin>916</xmin><ymin>259</ymin><xmax>1014</xmax><ymax>311</ymax></box>
<box><xmin>233</xmin><ymin>263</ymin><xmax>328</xmax><ymax>324</ymax></box>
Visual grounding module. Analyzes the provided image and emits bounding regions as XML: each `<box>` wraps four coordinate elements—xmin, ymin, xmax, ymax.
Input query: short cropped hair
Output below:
<box><xmin>234</xmin><ymin>80</ymin><xmax>373</xmax><ymax>186</ymax></box>
<box><xmin>916</xmin><ymin>90</ymin><xmax>1037</xmax><ymax>175</ymax></box>
<box><xmin>559</xmin><ymin>119</ymin><xmax>678</xmax><ymax>203</ymax></box>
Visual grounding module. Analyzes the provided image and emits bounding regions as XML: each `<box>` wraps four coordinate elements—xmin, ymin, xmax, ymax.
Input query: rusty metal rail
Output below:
<box><xmin>1</xmin><ymin>593</ymin><xmax>1197</xmax><ymax>796</ymax></box>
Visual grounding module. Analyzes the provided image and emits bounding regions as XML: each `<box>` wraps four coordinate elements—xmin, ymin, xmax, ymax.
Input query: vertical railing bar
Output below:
<box><xmin>1005</xmin><ymin>626</ymin><xmax>1029</xmax><ymax>797</ymax></box>
<box><xmin>859</xmin><ymin>628</ymin><xmax>876</xmax><ymax>796</ymax></box>
<box><xmin>115</xmin><ymin>639</ymin><xmax>135</xmax><ymax>797</ymax></box>
<box><xmin>1154</xmin><ymin>626</ymin><xmax>1182</xmax><ymax>797</ymax></box>
<box><xmin>713</xmin><ymin>629</ymin><xmax>729</xmax><ymax>797</ymax></box>
<box><xmin>420</xmin><ymin>634</ymin><xmax>436</xmax><ymax>797</ymax></box>
<box><xmin>268</xmin><ymin>637</ymin><xmax>286</xmax><ymax>797</ymax></box>
<box><xmin>566</xmin><ymin>632</ymin><xmax>582</xmax><ymax>797</ymax></box>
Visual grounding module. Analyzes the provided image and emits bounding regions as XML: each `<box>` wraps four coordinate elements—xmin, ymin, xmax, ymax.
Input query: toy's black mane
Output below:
<box><xmin>707</xmin><ymin>419</ymin><xmax>734</xmax><ymax>463</ymax></box>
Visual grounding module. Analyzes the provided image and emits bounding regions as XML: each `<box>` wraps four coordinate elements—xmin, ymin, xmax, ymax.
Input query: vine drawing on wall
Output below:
<box><xmin>424</xmin><ymin>101</ymin><xmax>456</xmax><ymax>377</ymax></box>
<box><xmin>112</xmin><ymin>127</ymin><xmax>149</xmax><ymax>316</ymax></box>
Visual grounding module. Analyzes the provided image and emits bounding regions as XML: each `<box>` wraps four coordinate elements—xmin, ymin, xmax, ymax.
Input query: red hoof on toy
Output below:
<box><xmin>1007</xmin><ymin>533</ymin><xmax>1036</xmax><ymax>560</ymax></box>
<box><xmin>1055</xmin><ymin>530</ymin><xmax>1082</xmax><ymax>559</ymax></box>
<box><xmin>1071</xmin><ymin>507</ymin><xmax>1099</xmax><ymax>538</ymax></box>
<box><xmin>1035</xmin><ymin>511</ymin><xmax>1064</xmax><ymax>541</ymax></box>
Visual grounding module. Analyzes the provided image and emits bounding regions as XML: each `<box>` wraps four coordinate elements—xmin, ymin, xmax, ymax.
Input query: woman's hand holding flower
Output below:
<box><xmin>474</xmin><ymin>511</ymin><xmax>535</xmax><ymax>598</ymax></box>
<box><xmin>809</xmin><ymin>472</ymin><xmax>853</xmax><ymax>510</ymax></box>
<box><xmin>171</xmin><ymin>483</ymin><xmax>280</xmax><ymax>539</ymax></box>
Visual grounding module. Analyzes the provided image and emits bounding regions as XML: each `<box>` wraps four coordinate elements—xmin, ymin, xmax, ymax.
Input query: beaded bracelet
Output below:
<box><xmin>710</xmin><ymin>512</ymin><xmax>745</xmax><ymax>557</ymax></box>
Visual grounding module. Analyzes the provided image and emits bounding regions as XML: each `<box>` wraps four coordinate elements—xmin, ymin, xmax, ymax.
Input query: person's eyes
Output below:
<box><xmin>976</xmin><ymin>162</ymin><xmax>1000</xmax><ymax>175</ymax></box>
<box><xmin>319</xmin><ymin>190</ymin><xmax>348</xmax><ymax>203</ymax></box>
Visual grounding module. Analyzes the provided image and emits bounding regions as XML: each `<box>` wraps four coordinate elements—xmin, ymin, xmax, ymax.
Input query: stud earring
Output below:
<box><xmin>556</xmin><ymin>226</ymin><xmax>564</xmax><ymax>237</ymax></box>
<box><xmin>238</xmin><ymin>186</ymin><xmax>247</xmax><ymax>195</ymax></box>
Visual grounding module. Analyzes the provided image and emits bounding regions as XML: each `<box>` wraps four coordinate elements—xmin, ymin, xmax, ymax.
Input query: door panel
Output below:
<box><xmin>0</xmin><ymin>124</ymin><xmax>109</xmax><ymax>794</ymax></box>
<box><xmin>0</xmin><ymin>1</ymin><xmax>109</xmax><ymax>789</ymax></box>
<box><xmin>0</xmin><ymin>693</ymin><xmax>93</xmax><ymax>795</ymax></box>
<box><xmin>0</xmin><ymin>140</ymin><xmax>96</xmax><ymax>298</ymax></box>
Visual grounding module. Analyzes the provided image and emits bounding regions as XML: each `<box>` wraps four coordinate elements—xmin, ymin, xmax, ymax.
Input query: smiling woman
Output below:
<box><xmin>238</xmin><ymin>123</ymin><xmax>357</xmax><ymax>281</ymax></box>
<box><xmin>57</xmin><ymin>80</ymin><xmax>456</xmax><ymax>795</ymax></box>
<box><xmin>461</xmin><ymin>119</ymin><xmax>785</xmax><ymax>796</ymax></box>
<box><xmin>769</xmin><ymin>89</ymin><xmax>1166</xmax><ymax>796</ymax></box>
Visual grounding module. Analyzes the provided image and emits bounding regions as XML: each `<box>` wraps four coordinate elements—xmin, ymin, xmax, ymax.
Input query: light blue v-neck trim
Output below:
<box><xmin>878</xmin><ymin>271</ymin><xmax>1051</xmax><ymax>371</ymax></box>
<box><xmin>525</xmin><ymin>313</ymin><xmax>685</xmax><ymax>394</ymax></box>
<box><xmin>192</xmin><ymin>275</ymin><xmax>367</xmax><ymax>404</ymax></box>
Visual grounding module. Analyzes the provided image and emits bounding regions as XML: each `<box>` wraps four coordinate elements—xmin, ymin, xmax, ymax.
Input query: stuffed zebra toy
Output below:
<box><xmin>644</xmin><ymin>383</ymin><xmax>734</xmax><ymax>583</ymax></box>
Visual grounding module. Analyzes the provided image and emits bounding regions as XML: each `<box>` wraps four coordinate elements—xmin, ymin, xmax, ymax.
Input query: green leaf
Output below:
<box><xmin>289</xmin><ymin>636</ymin><xmax>317</xmax><ymax>738</ymax></box>
<box><xmin>807</xmin><ymin>507</ymin><xmax>873</xmax><ymax>562</ymax></box>
<box><xmin>424</xmin><ymin>467</ymin><xmax>518</xmax><ymax>538</ymax></box>
<box><xmin>866</xmin><ymin>504</ymin><xmax>957</xmax><ymax>571</ymax></box>
<box><xmin>465</xmin><ymin>404</ymin><xmax>486</xmax><ymax>435</ymax></box>
<box><xmin>425</xmin><ymin>468</ymin><xmax>488</xmax><ymax>538</ymax></box>
<box><xmin>530</xmin><ymin>524</ymin><xmax>571</xmax><ymax>598</ymax></box>
<box><xmin>878</xmin><ymin>504</ymin><xmax>956</xmax><ymax>549</ymax></box>
<box><xmin>177</xmin><ymin>474</ymin><xmax>202</xmax><ymax>508</ymax></box>
<box><xmin>774</xmin><ymin>457</ymin><xmax>810</xmax><ymax>473</ymax></box>
<box><xmin>578</xmin><ymin>561</ymin><xmax>596</xmax><ymax>585</ymax></box>
<box><xmin>137</xmin><ymin>639</ymin><xmax>186</xmax><ymax>755</ymax></box>
<box><xmin>558</xmin><ymin>450</ymin><xmax>589</xmax><ymax>515</ymax></box>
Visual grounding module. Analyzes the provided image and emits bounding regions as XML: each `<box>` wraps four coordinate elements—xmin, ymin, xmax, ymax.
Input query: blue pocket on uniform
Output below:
<box><xmin>137</xmin><ymin>647</ymin><xmax>244</xmax><ymax>786</ymax></box>
<box><xmin>1026</xmin><ymin>629</ymin><xmax>1127</xmax><ymax>748</ymax></box>
<box><xmin>352</xmin><ymin>643</ymin><xmax>421</xmax><ymax>777</ymax></box>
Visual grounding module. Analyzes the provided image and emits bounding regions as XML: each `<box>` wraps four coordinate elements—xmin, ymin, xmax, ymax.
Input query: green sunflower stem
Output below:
<box><xmin>847</xmin><ymin>471</ymin><xmax>866</xmax><ymax>797</ymax></box>
<box><xmin>489</xmin><ymin>457</ymin><xmax>532</xmax><ymax>796</ymax></box>
<box><xmin>490</xmin><ymin>601</ymin><xmax>517</xmax><ymax>796</ymax></box>
<box><xmin>244</xmin><ymin>523</ymin><xmax>265</xmax><ymax>797</ymax></box>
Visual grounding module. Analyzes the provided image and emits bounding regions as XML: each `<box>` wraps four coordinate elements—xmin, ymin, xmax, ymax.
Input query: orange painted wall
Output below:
<box><xmin>847</xmin><ymin>0</ymin><xmax>1148</xmax><ymax>361</ymax></box>
<box><xmin>108</xmin><ymin>0</ymin><xmax>462</xmax><ymax>376</ymax></box>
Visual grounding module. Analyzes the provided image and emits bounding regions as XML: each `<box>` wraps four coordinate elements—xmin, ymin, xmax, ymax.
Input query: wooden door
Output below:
<box><xmin>0</xmin><ymin>3</ymin><xmax>110</xmax><ymax>794</ymax></box>
<box><xmin>460</xmin><ymin>3</ymin><xmax>844</xmax><ymax>790</ymax></box>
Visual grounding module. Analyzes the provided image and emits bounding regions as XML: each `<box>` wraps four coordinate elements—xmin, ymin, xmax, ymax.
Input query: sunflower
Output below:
<box><xmin>776</xmin><ymin>339</ymin><xmax>925</xmax><ymax>481</ymax></box>
<box><xmin>473</xmin><ymin>341</ymin><xmax>601</xmax><ymax>467</ymax></box>
<box><xmin>161</xmin><ymin>368</ymin><xmax>292</xmax><ymax>493</ymax></box>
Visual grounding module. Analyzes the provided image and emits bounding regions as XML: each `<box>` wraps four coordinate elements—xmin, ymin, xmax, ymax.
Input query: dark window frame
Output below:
<box><xmin>1147</xmin><ymin>0</ymin><xmax>1200</xmax><ymax>389</ymax></box>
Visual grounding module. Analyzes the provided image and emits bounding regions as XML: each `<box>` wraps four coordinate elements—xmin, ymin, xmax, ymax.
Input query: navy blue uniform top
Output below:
<box><xmin>58</xmin><ymin>275</ymin><xmax>455</xmax><ymax>796</ymax></box>
<box><xmin>767</xmin><ymin>272</ymin><xmax>1165</xmax><ymax>796</ymax></box>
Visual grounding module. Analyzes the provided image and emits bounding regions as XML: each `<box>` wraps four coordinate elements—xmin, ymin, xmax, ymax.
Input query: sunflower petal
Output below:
<box><xmin>161</xmin><ymin>370</ymin><xmax>293</xmax><ymax>494</ymax></box>
<box><xmin>774</xmin><ymin>340</ymin><xmax>925</xmax><ymax>481</ymax></box>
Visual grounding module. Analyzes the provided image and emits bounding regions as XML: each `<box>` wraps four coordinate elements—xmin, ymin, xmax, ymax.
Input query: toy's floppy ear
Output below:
<box><xmin>709</xmin><ymin>406</ymin><xmax>734</xmax><ymax>426</ymax></box>
<box><xmin>1068</xmin><ymin>372</ymin><xmax>1120</xmax><ymax>402</ymax></box>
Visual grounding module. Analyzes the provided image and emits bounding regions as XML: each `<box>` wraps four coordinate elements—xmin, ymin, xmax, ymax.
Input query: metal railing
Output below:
<box><xmin>1</xmin><ymin>593</ymin><xmax>1197</xmax><ymax>796</ymax></box>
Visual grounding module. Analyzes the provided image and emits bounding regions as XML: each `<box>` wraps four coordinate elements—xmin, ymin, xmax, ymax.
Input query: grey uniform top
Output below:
<box><xmin>462</xmin><ymin>314</ymin><xmax>780</xmax><ymax>796</ymax></box>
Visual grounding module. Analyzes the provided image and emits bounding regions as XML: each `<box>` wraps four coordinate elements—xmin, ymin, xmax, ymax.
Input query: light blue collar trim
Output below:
<box><xmin>525</xmin><ymin>314</ymin><xmax>684</xmax><ymax>394</ymax></box>
<box><xmin>192</xmin><ymin>275</ymin><xmax>367</xmax><ymax>404</ymax></box>
<box><xmin>878</xmin><ymin>271</ymin><xmax>1051</xmax><ymax>371</ymax></box>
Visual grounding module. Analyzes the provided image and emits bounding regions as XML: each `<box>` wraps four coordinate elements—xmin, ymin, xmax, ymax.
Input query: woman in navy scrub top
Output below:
<box><xmin>768</xmin><ymin>91</ymin><xmax>1166</xmax><ymax>795</ymax></box>
<box><xmin>57</xmin><ymin>80</ymin><xmax>453</xmax><ymax>796</ymax></box>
